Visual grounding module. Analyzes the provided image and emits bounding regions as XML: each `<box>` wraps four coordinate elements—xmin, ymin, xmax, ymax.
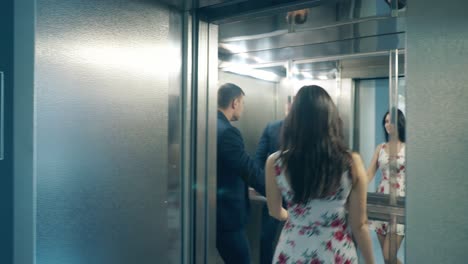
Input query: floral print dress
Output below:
<box><xmin>369</xmin><ymin>143</ymin><xmax>406</xmax><ymax>236</ymax></box>
<box><xmin>272</xmin><ymin>159</ymin><xmax>358</xmax><ymax>264</ymax></box>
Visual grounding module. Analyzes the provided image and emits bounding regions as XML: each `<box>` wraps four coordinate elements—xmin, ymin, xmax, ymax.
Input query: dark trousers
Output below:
<box><xmin>217</xmin><ymin>229</ymin><xmax>251</xmax><ymax>264</ymax></box>
<box><xmin>260</xmin><ymin>204</ymin><xmax>281</xmax><ymax>264</ymax></box>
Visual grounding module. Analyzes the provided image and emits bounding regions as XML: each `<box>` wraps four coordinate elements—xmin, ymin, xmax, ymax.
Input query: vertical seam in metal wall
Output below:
<box><xmin>190</xmin><ymin>4</ymin><xmax>199</xmax><ymax>263</ymax></box>
<box><xmin>33</xmin><ymin>1</ymin><xmax>38</xmax><ymax>262</ymax></box>
<box><xmin>274</xmin><ymin>82</ymin><xmax>278</xmax><ymax>120</ymax></box>
<box><xmin>181</xmin><ymin>10</ymin><xmax>189</xmax><ymax>264</ymax></box>
<box><xmin>204</xmin><ymin>24</ymin><xmax>211</xmax><ymax>264</ymax></box>
<box><xmin>349</xmin><ymin>80</ymin><xmax>356</xmax><ymax>148</ymax></box>
<box><xmin>33</xmin><ymin>49</ymin><xmax>37</xmax><ymax>264</ymax></box>
<box><xmin>353</xmin><ymin>80</ymin><xmax>360</xmax><ymax>151</ymax></box>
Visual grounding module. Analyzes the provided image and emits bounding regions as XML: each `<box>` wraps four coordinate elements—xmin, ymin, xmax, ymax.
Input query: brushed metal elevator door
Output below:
<box><xmin>35</xmin><ymin>1</ymin><xmax>184</xmax><ymax>263</ymax></box>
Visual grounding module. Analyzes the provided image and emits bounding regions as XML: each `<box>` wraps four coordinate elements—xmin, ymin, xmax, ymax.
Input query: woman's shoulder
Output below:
<box><xmin>350</xmin><ymin>151</ymin><xmax>364</xmax><ymax>164</ymax></box>
<box><xmin>269</xmin><ymin>150</ymin><xmax>282</xmax><ymax>159</ymax></box>
<box><xmin>266</xmin><ymin>151</ymin><xmax>285</xmax><ymax>178</ymax></box>
<box><xmin>349</xmin><ymin>152</ymin><xmax>366</xmax><ymax>184</ymax></box>
<box><xmin>266</xmin><ymin>151</ymin><xmax>282</xmax><ymax>166</ymax></box>
<box><xmin>374</xmin><ymin>143</ymin><xmax>386</xmax><ymax>155</ymax></box>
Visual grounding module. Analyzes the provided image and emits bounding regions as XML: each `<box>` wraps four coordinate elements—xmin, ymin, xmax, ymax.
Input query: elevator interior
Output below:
<box><xmin>213</xmin><ymin>1</ymin><xmax>407</xmax><ymax>263</ymax></box>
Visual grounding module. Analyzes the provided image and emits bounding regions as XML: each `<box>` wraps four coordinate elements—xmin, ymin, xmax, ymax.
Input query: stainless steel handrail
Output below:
<box><xmin>249</xmin><ymin>189</ymin><xmax>406</xmax><ymax>224</ymax></box>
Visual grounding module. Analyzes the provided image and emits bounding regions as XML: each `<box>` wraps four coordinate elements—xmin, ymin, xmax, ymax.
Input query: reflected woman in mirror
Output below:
<box><xmin>368</xmin><ymin>109</ymin><xmax>406</xmax><ymax>264</ymax></box>
<box><xmin>265</xmin><ymin>85</ymin><xmax>375</xmax><ymax>264</ymax></box>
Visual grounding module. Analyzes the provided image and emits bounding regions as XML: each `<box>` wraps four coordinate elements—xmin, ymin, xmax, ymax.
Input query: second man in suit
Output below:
<box><xmin>255</xmin><ymin>120</ymin><xmax>284</xmax><ymax>264</ymax></box>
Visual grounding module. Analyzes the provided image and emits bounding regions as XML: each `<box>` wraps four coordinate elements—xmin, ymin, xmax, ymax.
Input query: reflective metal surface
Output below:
<box><xmin>216</xmin><ymin>1</ymin><xmax>406</xmax><ymax>87</ymax></box>
<box><xmin>157</xmin><ymin>0</ymin><xmax>284</xmax><ymax>12</ymax></box>
<box><xmin>181</xmin><ymin>12</ymin><xmax>194</xmax><ymax>264</ymax></box>
<box><xmin>207</xmin><ymin>23</ymin><xmax>219</xmax><ymax>264</ymax></box>
<box><xmin>195</xmin><ymin>19</ymin><xmax>209</xmax><ymax>264</ymax></box>
<box><xmin>275</xmin><ymin>78</ymin><xmax>294</xmax><ymax>119</ymax></box>
<box><xmin>156</xmin><ymin>0</ymin><xmax>192</xmax><ymax>11</ymax></box>
<box><xmin>219</xmin><ymin>16</ymin><xmax>404</xmax><ymax>53</ymax></box>
<box><xmin>367</xmin><ymin>193</ymin><xmax>405</xmax><ymax>224</ymax></box>
<box><xmin>220</xmin><ymin>33</ymin><xmax>404</xmax><ymax>67</ymax></box>
<box><xmin>194</xmin><ymin>19</ymin><xmax>219</xmax><ymax>264</ymax></box>
<box><xmin>199</xmin><ymin>0</ymin><xmax>240</xmax><ymax>8</ymax></box>
<box><xmin>212</xmin><ymin>0</ymin><xmax>400</xmax><ymax>31</ymax></box>
<box><xmin>337</xmin><ymin>78</ymin><xmax>355</xmax><ymax>147</ymax></box>
<box><xmin>35</xmin><ymin>1</ymin><xmax>183</xmax><ymax>263</ymax></box>
<box><xmin>220</xmin><ymin>72</ymin><xmax>277</xmax><ymax>155</ymax></box>
<box><xmin>387</xmin><ymin>51</ymin><xmax>400</xmax><ymax>264</ymax></box>
<box><xmin>201</xmin><ymin>0</ymin><xmax>326</xmax><ymax>24</ymax></box>
<box><xmin>168</xmin><ymin>10</ymin><xmax>185</xmax><ymax>264</ymax></box>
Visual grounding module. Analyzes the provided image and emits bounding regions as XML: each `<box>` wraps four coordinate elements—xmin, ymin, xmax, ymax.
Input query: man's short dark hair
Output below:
<box><xmin>218</xmin><ymin>83</ymin><xmax>245</xmax><ymax>109</ymax></box>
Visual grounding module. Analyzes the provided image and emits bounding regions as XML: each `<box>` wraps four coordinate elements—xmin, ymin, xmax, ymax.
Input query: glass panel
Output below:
<box><xmin>386</xmin><ymin>49</ymin><xmax>406</xmax><ymax>264</ymax></box>
<box><xmin>356</xmin><ymin>51</ymin><xmax>406</xmax><ymax>264</ymax></box>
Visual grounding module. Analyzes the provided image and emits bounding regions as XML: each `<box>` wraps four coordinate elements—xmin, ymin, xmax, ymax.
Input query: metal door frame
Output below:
<box><xmin>194</xmin><ymin>19</ymin><xmax>219</xmax><ymax>264</ymax></box>
<box><xmin>188</xmin><ymin>12</ymin><xmax>219</xmax><ymax>264</ymax></box>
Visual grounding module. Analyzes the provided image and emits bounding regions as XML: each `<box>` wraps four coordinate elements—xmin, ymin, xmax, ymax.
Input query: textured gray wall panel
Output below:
<box><xmin>406</xmin><ymin>0</ymin><xmax>468</xmax><ymax>263</ymax></box>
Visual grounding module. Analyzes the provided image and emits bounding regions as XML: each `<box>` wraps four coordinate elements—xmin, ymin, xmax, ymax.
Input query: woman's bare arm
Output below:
<box><xmin>367</xmin><ymin>144</ymin><xmax>382</xmax><ymax>183</ymax></box>
<box><xmin>265</xmin><ymin>152</ymin><xmax>288</xmax><ymax>221</ymax></box>
<box><xmin>349</xmin><ymin>153</ymin><xmax>375</xmax><ymax>264</ymax></box>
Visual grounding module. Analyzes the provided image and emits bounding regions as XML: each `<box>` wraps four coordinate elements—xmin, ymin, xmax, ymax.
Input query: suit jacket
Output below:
<box><xmin>217</xmin><ymin>111</ymin><xmax>265</xmax><ymax>231</ymax></box>
<box><xmin>255</xmin><ymin>120</ymin><xmax>284</xmax><ymax>167</ymax></box>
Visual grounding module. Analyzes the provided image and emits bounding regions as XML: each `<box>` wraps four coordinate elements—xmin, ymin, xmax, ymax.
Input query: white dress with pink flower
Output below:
<box><xmin>272</xmin><ymin>159</ymin><xmax>358</xmax><ymax>264</ymax></box>
<box><xmin>368</xmin><ymin>143</ymin><xmax>406</xmax><ymax>236</ymax></box>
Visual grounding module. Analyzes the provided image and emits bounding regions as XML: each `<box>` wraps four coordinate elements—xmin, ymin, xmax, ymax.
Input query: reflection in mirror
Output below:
<box><xmin>215</xmin><ymin>2</ymin><xmax>406</xmax><ymax>263</ymax></box>
<box><xmin>216</xmin><ymin>53</ymin><xmax>407</xmax><ymax>264</ymax></box>
<box><xmin>367</xmin><ymin>109</ymin><xmax>406</xmax><ymax>264</ymax></box>
<box><xmin>348</xmin><ymin>53</ymin><xmax>407</xmax><ymax>263</ymax></box>
<box><xmin>216</xmin><ymin>54</ymin><xmax>407</xmax><ymax>263</ymax></box>
<box><xmin>218</xmin><ymin>0</ymin><xmax>401</xmax><ymax>41</ymax></box>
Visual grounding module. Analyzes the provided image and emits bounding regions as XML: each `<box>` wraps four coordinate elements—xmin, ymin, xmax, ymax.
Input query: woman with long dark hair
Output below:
<box><xmin>368</xmin><ymin>109</ymin><xmax>406</xmax><ymax>264</ymax></box>
<box><xmin>265</xmin><ymin>85</ymin><xmax>374</xmax><ymax>264</ymax></box>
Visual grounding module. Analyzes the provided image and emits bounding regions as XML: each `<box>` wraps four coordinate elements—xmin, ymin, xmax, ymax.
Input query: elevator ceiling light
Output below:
<box><xmin>301</xmin><ymin>72</ymin><xmax>313</xmax><ymax>79</ymax></box>
<box><xmin>223</xmin><ymin>65</ymin><xmax>279</xmax><ymax>82</ymax></box>
<box><xmin>238</xmin><ymin>53</ymin><xmax>249</xmax><ymax>59</ymax></box>
<box><xmin>220</xmin><ymin>43</ymin><xmax>244</xmax><ymax>53</ymax></box>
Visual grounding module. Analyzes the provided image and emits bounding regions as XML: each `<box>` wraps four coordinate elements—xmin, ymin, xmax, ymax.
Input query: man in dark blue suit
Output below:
<box><xmin>255</xmin><ymin>120</ymin><xmax>284</xmax><ymax>264</ymax></box>
<box><xmin>216</xmin><ymin>83</ymin><xmax>265</xmax><ymax>264</ymax></box>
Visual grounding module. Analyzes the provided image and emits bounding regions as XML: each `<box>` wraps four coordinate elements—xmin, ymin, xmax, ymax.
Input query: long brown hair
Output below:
<box><xmin>279</xmin><ymin>85</ymin><xmax>351</xmax><ymax>203</ymax></box>
<box><xmin>383</xmin><ymin>109</ymin><xmax>406</xmax><ymax>143</ymax></box>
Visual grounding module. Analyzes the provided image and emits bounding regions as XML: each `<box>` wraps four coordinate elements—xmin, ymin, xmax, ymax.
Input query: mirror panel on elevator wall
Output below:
<box><xmin>214</xmin><ymin>1</ymin><xmax>406</xmax><ymax>263</ymax></box>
